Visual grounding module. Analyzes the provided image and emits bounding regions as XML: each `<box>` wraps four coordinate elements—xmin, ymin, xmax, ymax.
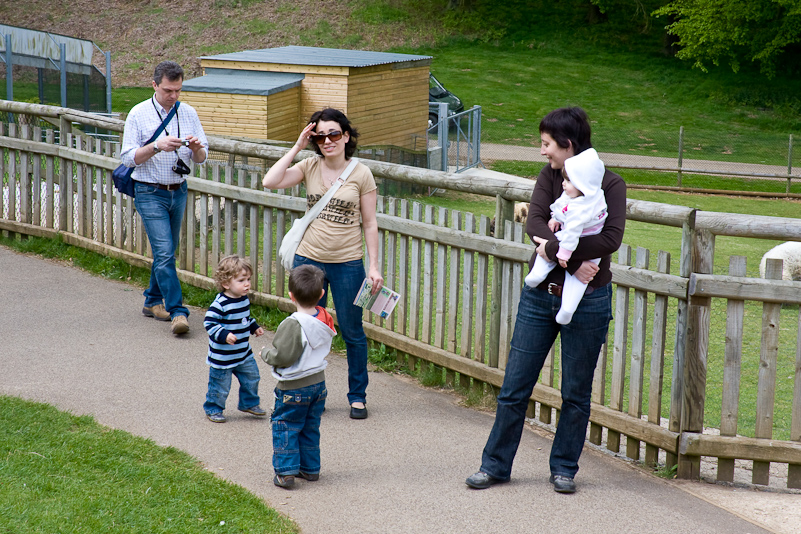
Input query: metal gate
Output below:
<box><xmin>427</xmin><ymin>103</ymin><xmax>482</xmax><ymax>173</ymax></box>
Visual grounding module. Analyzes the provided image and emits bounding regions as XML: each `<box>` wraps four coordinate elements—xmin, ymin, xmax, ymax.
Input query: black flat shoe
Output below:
<box><xmin>349</xmin><ymin>405</ymin><xmax>368</xmax><ymax>419</ymax></box>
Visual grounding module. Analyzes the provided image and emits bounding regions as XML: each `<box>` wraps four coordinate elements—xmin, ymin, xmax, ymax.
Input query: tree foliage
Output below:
<box><xmin>442</xmin><ymin>0</ymin><xmax>666</xmax><ymax>41</ymax></box>
<box><xmin>654</xmin><ymin>0</ymin><xmax>801</xmax><ymax>77</ymax></box>
<box><xmin>588</xmin><ymin>0</ymin><xmax>663</xmax><ymax>31</ymax></box>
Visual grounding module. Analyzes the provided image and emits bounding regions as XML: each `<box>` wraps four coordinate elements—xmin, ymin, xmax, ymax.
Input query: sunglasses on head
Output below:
<box><xmin>310</xmin><ymin>131</ymin><xmax>343</xmax><ymax>144</ymax></box>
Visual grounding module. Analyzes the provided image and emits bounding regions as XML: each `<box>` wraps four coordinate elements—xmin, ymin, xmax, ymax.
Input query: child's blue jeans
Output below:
<box><xmin>272</xmin><ymin>381</ymin><xmax>327</xmax><ymax>476</ymax></box>
<box><xmin>203</xmin><ymin>356</ymin><xmax>261</xmax><ymax>415</ymax></box>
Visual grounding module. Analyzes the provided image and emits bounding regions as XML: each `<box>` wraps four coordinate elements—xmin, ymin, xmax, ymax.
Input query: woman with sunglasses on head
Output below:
<box><xmin>263</xmin><ymin>108</ymin><xmax>383</xmax><ymax>420</ymax></box>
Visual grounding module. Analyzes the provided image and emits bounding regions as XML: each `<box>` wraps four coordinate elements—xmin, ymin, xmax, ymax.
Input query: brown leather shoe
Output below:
<box><xmin>142</xmin><ymin>304</ymin><xmax>170</xmax><ymax>321</ymax></box>
<box><xmin>171</xmin><ymin>315</ymin><xmax>189</xmax><ymax>335</ymax></box>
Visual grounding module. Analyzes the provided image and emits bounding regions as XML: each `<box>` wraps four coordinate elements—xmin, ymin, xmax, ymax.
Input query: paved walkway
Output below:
<box><xmin>479</xmin><ymin>143</ymin><xmax>798</xmax><ymax>178</ymax></box>
<box><xmin>1</xmin><ymin>245</ymin><xmax>797</xmax><ymax>534</ymax></box>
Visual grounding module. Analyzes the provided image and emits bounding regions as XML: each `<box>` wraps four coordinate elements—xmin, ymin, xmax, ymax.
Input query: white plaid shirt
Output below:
<box><xmin>120</xmin><ymin>95</ymin><xmax>209</xmax><ymax>185</ymax></box>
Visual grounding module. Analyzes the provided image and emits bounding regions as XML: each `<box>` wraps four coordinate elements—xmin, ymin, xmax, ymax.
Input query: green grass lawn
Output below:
<box><xmin>396</xmin><ymin>35</ymin><xmax>801</xmax><ymax>167</ymax></box>
<box><xmin>0</xmin><ymin>395</ymin><xmax>298</xmax><ymax>533</ymax></box>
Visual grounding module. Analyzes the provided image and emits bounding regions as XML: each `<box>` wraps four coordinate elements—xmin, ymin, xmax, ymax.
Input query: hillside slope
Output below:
<box><xmin>0</xmin><ymin>0</ymin><xmax>443</xmax><ymax>86</ymax></box>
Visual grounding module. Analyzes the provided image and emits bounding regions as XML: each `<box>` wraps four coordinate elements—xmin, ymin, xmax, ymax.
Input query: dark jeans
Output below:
<box><xmin>134</xmin><ymin>180</ymin><xmax>189</xmax><ymax>318</ymax></box>
<box><xmin>272</xmin><ymin>381</ymin><xmax>327</xmax><ymax>475</ymax></box>
<box><xmin>293</xmin><ymin>255</ymin><xmax>368</xmax><ymax>405</ymax></box>
<box><xmin>480</xmin><ymin>283</ymin><xmax>613</xmax><ymax>480</ymax></box>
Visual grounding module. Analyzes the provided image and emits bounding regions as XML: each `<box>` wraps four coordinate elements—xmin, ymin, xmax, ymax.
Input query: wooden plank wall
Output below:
<box><xmin>266</xmin><ymin>87</ymin><xmax>301</xmax><ymax>142</ymax></box>
<box><xmin>2</xmin><ymin>126</ymin><xmax>801</xmax><ymax>489</ymax></box>
<box><xmin>197</xmin><ymin>59</ymin><xmax>429</xmax><ymax>148</ymax></box>
<box><xmin>181</xmin><ymin>91</ymin><xmax>270</xmax><ymax>140</ymax></box>
<box><xmin>346</xmin><ymin>65</ymin><xmax>429</xmax><ymax>149</ymax></box>
<box><xmin>299</xmin><ymin>73</ymin><xmax>348</xmax><ymax>129</ymax></box>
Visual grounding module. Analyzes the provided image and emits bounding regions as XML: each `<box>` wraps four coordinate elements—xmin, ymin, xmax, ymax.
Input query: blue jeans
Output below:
<box><xmin>203</xmin><ymin>356</ymin><xmax>261</xmax><ymax>414</ymax></box>
<box><xmin>134</xmin><ymin>180</ymin><xmax>189</xmax><ymax>318</ymax></box>
<box><xmin>272</xmin><ymin>381</ymin><xmax>327</xmax><ymax>475</ymax></box>
<box><xmin>293</xmin><ymin>256</ymin><xmax>368</xmax><ymax>405</ymax></box>
<box><xmin>480</xmin><ymin>283</ymin><xmax>613</xmax><ymax>480</ymax></box>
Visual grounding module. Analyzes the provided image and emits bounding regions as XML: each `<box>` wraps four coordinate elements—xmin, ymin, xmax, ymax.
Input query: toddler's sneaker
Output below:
<box><xmin>240</xmin><ymin>405</ymin><xmax>268</xmax><ymax>417</ymax></box>
<box><xmin>274</xmin><ymin>474</ymin><xmax>295</xmax><ymax>489</ymax></box>
<box><xmin>206</xmin><ymin>412</ymin><xmax>226</xmax><ymax>423</ymax></box>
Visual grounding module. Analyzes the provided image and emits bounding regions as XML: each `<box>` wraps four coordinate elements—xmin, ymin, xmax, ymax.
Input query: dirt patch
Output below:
<box><xmin>1</xmin><ymin>0</ymin><xmax>443</xmax><ymax>86</ymax></box>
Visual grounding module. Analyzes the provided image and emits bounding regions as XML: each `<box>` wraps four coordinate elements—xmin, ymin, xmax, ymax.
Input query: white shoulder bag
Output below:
<box><xmin>278</xmin><ymin>158</ymin><xmax>360</xmax><ymax>271</ymax></box>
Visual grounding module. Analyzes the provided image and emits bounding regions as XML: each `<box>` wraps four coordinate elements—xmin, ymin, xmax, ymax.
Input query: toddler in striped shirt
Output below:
<box><xmin>203</xmin><ymin>255</ymin><xmax>266</xmax><ymax>423</ymax></box>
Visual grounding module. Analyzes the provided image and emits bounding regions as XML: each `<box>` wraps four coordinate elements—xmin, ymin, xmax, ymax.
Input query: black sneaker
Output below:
<box><xmin>465</xmin><ymin>471</ymin><xmax>506</xmax><ymax>489</ymax></box>
<box><xmin>549</xmin><ymin>474</ymin><xmax>576</xmax><ymax>494</ymax></box>
<box><xmin>298</xmin><ymin>471</ymin><xmax>319</xmax><ymax>481</ymax></box>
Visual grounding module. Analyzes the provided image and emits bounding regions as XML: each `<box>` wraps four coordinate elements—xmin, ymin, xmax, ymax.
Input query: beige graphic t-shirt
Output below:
<box><xmin>294</xmin><ymin>156</ymin><xmax>377</xmax><ymax>263</ymax></box>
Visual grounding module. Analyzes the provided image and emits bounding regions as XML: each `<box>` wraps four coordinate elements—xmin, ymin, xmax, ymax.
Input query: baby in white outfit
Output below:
<box><xmin>524</xmin><ymin>148</ymin><xmax>607</xmax><ymax>325</ymax></box>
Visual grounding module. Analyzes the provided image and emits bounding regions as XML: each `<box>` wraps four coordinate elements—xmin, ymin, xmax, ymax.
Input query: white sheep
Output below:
<box><xmin>759</xmin><ymin>242</ymin><xmax>801</xmax><ymax>280</ymax></box>
<box><xmin>490</xmin><ymin>202</ymin><xmax>528</xmax><ymax>236</ymax></box>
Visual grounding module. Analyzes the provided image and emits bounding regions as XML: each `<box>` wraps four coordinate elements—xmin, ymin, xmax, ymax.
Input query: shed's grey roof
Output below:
<box><xmin>199</xmin><ymin>46</ymin><xmax>432</xmax><ymax>68</ymax></box>
<box><xmin>181</xmin><ymin>69</ymin><xmax>304</xmax><ymax>96</ymax></box>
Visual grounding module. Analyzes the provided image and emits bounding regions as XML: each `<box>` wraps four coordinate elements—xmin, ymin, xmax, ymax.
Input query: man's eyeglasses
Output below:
<box><xmin>310</xmin><ymin>131</ymin><xmax>343</xmax><ymax>144</ymax></box>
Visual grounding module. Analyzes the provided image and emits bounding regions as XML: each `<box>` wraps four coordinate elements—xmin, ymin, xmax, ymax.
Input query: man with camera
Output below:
<box><xmin>120</xmin><ymin>61</ymin><xmax>208</xmax><ymax>335</ymax></box>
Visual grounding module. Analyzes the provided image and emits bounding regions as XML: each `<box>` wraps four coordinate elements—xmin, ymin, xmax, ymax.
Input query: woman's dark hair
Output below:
<box><xmin>539</xmin><ymin>107</ymin><xmax>592</xmax><ymax>154</ymax></box>
<box><xmin>308</xmin><ymin>108</ymin><xmax>359</xmax><ymax>159</ymax></box>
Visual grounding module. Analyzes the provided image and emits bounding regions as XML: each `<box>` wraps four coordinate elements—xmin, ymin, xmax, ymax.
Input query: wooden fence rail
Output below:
<box><xmin>1</xmin><ymin>100</ymin><xmax>800</xmax><ymax>489</ymax></box>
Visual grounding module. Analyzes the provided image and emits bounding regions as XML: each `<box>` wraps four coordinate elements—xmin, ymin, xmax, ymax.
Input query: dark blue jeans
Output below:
<box><xmin>134</xmin><ymin>180</ymin><xmax>189</xmax><ymax>318</ymax></box>
<box><xmin>481</xmin><ymin>283</ymin><xmax>613</xmax><ymax>480</ymax></box>
<box><xmin>272</xmin><ymin>381</ymin><xmax>327</xmax><ymax>475</ymax></box>
<box><xmin>203</xmin><ymin>356</ymin><xmax>261</xmax><ymax>415</ymax></box>
<box><xmin>293</xmin><ymin>256</ymin><xmax>368</xmax><ymax>405</ymax></box>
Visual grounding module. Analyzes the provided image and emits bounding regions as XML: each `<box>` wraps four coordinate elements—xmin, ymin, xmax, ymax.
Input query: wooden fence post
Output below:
<box><xmin>678</xmin><ymin>227</ymin><xmax>714</xmax><ymax>480</ymax></box>
<box><xmin>667</xmin><ymin>209</ymin><xmax>696</xmax><ymax>470</ymax></box>
<box><xmin>627</xmin><ymin>246</ymin><xmax>650</xmax><ymax>460</ymax></box>
<box><xmin>790</xmin><ymin>308</ymin><xmax>801</xmax><ymax>489</ymax></box>
<box><xmin>717</xmin><ymin>255</ymin><xmax>746</xmax><ymax>482</ymax></box>
<box><xmin>645</xmin><ymin>250</ymin><xmax>670</xmax><ymax>467</ymax></box>
<box><xmin>58</xmin><ymin>115</ymin><xmax>72</xmax><ymax>233</ymax></box>
<box><xmin>608</xmin><ymin>244</ymin><xmax>631</xmax><ymax>453</ymax></box>
<box><xmin>489</xmin><ymin>195</ymin><xmax>514</xmax><ymax>369</ymax></box>
<box><xmin>753</xmin><ymin>258</ymin><xmax>783</xmax><ymax>485</ymax></box>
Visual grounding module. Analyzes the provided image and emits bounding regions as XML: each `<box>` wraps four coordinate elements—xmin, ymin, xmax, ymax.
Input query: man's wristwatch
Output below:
<box><xmin>152</xmin><ymin>141</ymin><xmax>161</xmax><ymax>154</ymax></box>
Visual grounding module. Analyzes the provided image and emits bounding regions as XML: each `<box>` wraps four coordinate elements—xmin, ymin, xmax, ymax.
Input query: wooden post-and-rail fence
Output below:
<box><xmin>1</xmin><ymin>100</ymin><xmax>800</xmax><ymax>488</ymax></box>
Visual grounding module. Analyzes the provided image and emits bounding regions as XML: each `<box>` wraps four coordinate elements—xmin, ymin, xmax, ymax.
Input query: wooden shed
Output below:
<box><xmin>181</xmin><ymin>46</ymin><xmax>432</xmax><ymax>149</ymax></box>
